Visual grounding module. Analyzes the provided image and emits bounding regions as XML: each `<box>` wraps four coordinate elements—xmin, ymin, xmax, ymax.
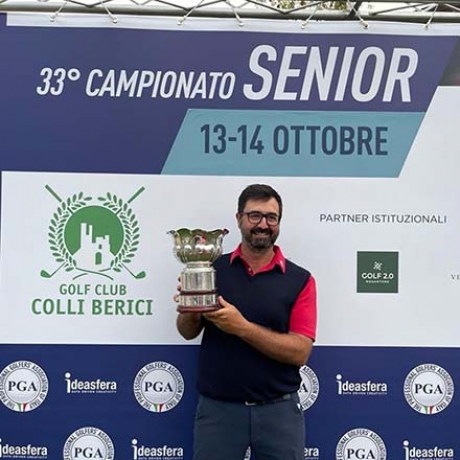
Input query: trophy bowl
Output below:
<box><xmin>168</xmin><ymin>228</ymin><xmax>229</xmax><ymax>313</ymax></box>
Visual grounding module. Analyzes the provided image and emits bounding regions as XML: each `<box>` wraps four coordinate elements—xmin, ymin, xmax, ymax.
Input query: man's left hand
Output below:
<box><xmin>203</xmin><ymin>296</ymin><xmax>248</xmax><ymax>336</ymax></box>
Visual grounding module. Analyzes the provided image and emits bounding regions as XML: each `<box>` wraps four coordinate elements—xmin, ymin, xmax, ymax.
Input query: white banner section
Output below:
<box><xmin>1</xmin><ymin>162</ymin><xmax>459</xmax><ymax>346</ymax></box>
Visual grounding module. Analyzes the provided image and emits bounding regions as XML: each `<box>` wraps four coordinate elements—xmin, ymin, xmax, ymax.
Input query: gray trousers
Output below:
<box><xmin>193</xmin><ymin>393</ymin><xmax>305</xmax><ymax>460</ymax></box>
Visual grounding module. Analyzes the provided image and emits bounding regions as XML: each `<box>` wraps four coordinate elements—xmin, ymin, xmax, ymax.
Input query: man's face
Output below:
<box><xmin>237</xmin><ymin>198</ymin><xmax>280</xmax><ymax>251</ymax></box>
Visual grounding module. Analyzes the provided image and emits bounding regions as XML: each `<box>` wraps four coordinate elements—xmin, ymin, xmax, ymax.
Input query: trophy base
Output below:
<box><xmin>178</xmin><ymin>291</ymin><xmax>219</xmax><ymax>313</ymax></box>
<box><xmin>177</xmin><ymin>305</ymin><xmax>221</xmax><ymax>313</ymax></box>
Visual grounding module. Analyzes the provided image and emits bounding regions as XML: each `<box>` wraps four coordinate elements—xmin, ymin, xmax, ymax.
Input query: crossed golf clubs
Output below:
<box><xmin>40</xmin><ymin>185</ymin><xmax>146</xmax><ymax>280</ymax></box>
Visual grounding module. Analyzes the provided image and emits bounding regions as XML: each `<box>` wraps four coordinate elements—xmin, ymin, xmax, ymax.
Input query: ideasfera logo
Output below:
<box><xmin>357</xmin><ymin>251</ymin><xmax>398</xmax><ymax>293</ymax></box>
<box><xmin>403</xmin><ymin>440</ymin><xmax>454</xmax><ymax>460</ymax></box>
<box><xmin>336</xmin><ymin>374</ymin><xmax>388</xmax><ymax>396</ymax></box>
<box><xmin>131</xmin><ymin>439</ymin><xmax>184</xmax><ymax>460</ymax></box>
<box><xmin>404</xmin><ymin>364</ymin><xmax>454</xmax><ymax>414</ymax></box>
<box><xmin>64</xmin><ymin>372</ymin><xmax>117</xmax><ymax>394</ymax></box>
<box><xmin>242</xmin><ymin>445</ymin><xmax>319</xmax><ymax>460</ymax></box>
<box><xmin>0</xmin><ymin>361</ymin><xmax>48</xmax><ymax>412</ymax></box>
<box><xmin>336</xmin><ymin>428</ymin><xmax>386</xmax><ymax>460</ymax></box>
<box><xmin>133</xmin><ymin>362</ymin><xmax>184</xmax><ymax>412</ymax></box>
<box><xmin>0</xmin><ymin>438</ymin><xmax>48</xmax><ymax>459</ymax></box>
<box><xmin>63</xmin><ymin>427</ymin><xmax>114</xmax><ymax>460</ymax></box>
<box><xmin>298</xmin><ymin>365</ymin><xmax>319</xmax><ymax>411</ymax></box>
<box><xmin>304</xmin><ymin>447</ymin><xmax>320</xmax><ymax>460</ymax></box>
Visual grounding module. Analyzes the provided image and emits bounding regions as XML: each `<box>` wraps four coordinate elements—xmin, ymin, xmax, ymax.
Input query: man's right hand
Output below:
<box><xmin>176</xmin><ymin>311</ymin><xmax>203</xmax><ymax>340</ymax></box>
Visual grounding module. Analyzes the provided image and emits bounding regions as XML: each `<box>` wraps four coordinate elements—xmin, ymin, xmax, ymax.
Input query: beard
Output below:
<box><xmin>243</xmin><ymin>227</ymin><xmax>278</xmax><ymax>251</ymax></box>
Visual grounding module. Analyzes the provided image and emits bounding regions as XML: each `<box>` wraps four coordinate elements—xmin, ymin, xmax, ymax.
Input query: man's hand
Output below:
<box><xmin>175</xmin><ymin>280</ymin><xmax>204</xmax><ymax>340</ymax></box>
<box><xmin>205</xmin><ymin>296</ymin><xmax>313</xmax><ymax>367</ymax></box>
<box><xmin>203</xmin><ymin>296</ymin><xmax>249</xmax><ymax>336</ymax></box>
<box><xmin>176</xmin><ymin>311</ymin><xmax>203</xmax><ymax>340</ymax></box>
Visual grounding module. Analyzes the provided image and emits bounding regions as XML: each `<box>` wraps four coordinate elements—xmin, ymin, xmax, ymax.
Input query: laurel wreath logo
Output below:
<box><xmin>97</xmin><ymin>192</ymin><xmax>140</xmax><ymax>273</ymax></box>
<box><xmin>45</xmin><ymin>189</ymin><xmax>143</xmax><ymax>280</ymax></box>
<box><xmin>48</xmin><ymin>192</ymin><xmax>91</xmax><ymax>273</ymax></box>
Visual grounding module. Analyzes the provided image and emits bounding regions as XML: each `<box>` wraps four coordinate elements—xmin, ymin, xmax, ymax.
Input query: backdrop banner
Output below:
<box><xmin>0</xmin><ymin>13</ymin><xmax>459</xmax><ymax>460</ymax></box>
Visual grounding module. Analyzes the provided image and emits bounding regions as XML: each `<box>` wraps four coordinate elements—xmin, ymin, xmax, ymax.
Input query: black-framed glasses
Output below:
<box><xmin>241</xmin><ymin>211</ymin><xmax>280</xmax><ymax>226</ymax></box>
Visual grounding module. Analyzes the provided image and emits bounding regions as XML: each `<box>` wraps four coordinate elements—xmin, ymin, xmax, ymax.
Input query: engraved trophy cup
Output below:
<box><xmin>168</xmin><ymin>228</ymin><xmax>229</xmax><ymax>313</ymax></box>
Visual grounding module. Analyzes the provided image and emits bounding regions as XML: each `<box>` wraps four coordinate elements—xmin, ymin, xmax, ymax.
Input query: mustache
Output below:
<box><xmin>251</xmin><ymin>228</ymin><xmax>272</xmax><ymax>235</ymax></box>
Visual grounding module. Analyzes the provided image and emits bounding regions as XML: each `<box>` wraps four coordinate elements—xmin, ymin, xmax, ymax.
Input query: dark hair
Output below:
<box><xmin>237</xmin><ymin>184</ymin><xmax>283</xmax><ymax>219</ymax></box>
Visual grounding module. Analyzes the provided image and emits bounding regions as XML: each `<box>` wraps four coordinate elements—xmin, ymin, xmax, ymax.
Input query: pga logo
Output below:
<box><xmin>133</xmin><ymin>361</ymin><xmax>184</xmax><ymax>412</ymax></box>
<box><xmin>63</xmin><ymin>427</ymin><xmax>114</xmax><ymax>460</ymax></box>
<box><xmin>0</xmin><ymin>361</ymin><xmax>48</xmax><ymax>412</ymax></box>
<box><xmin>298</xmin><ymin>365</ymin><xmax>319</xmax><ymax>411</ymax></box>
<box><xmin>336</xmin><ymin>428</ymin><xmax>386</xmax><ymax>460</ymax></box>
<box><xmin>404</xmin><ymin>364</ymin><xmax>454</xmax><ymax>414</ymax></box>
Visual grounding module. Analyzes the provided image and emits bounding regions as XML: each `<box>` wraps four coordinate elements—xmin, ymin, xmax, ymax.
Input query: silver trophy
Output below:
<box><xmin>168</xmin><ymin>228</ymin><xmax>229</xmax><ymax>313</ymax></box>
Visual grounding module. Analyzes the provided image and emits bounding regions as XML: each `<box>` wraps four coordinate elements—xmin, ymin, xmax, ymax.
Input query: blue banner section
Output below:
<box><xmin>162</xmin><ymin>109</ymin><xmax>423</xmax><ymax>177</ymax></box>
<box><xmin>0</xmin><ymin>344</ymin><xmax>199</xmax><ymax>459</ymax></box>
<box><xmin>0</xmin><ymin>344</ymin><xmax>458</xmax><ymax>459</ymax></box>
<box><xmin>0</xmin><ymin>17</ymin><xmax>456</xmax><ymax>175</ymax></box>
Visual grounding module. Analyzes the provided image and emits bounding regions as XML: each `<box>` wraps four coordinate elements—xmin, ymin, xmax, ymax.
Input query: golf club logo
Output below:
<box><xmin>0</xmin><ymin>361</ymin><xmax>48</xmax><ymax>412</ymax></box>
<box><xmin>41</xmin><ymin>185</ymin><xmax>145</xmax><ymax>281</ymax></box>
<box><xmin>298</xmin><ymin>365</ymin><xmax>319</xmax><ymax>411</ymax></box>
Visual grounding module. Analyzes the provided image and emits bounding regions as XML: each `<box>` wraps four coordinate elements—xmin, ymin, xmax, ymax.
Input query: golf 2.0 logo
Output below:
<box><xmin>336</xmin><ymin>428</ymin><xmax>386</xmax><ymax>460</ymax></box>
<box><xmin>404</xmin><ymin>363</ymin><xmax>454</xmax><ymax>414</ymax></box>
<box><xmin>63</xmin><ymin>427</ymin><xmax>114</xmax><ymax>460</ymax></box>
<box><xmin>41</xmin><ymin>185</ymin><xmax>145</xmax><ymax>281</ymax></box>
<box><xmin>357</xmin><ymin>252</ymin><xmax>398</xmax><ymax>293</ymax></box>
<box><xmin>298</xmin><ymin>365</ymin><xmax>320</xmax><ymax>411</ymax></box>
<box><xmin>133</xmin><ymin>362</ymin><xmax>184</xmax><ymax>413</ymax></box>
<box><xmin>0</xmin><ymin>361</ymin><xmax>48</xmax><ymax>412</ymax></box>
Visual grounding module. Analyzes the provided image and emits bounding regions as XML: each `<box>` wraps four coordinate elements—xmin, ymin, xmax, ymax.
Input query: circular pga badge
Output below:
<box><xmin>134</xmin><ymin>361</ymin><xmax>184</xmax><ymax>412</ymax></box>
<box><xmin>298</xmin><ymin>365</ymin><xmax>319</xmax><ymax>411</ymax></box>
<box><xmin>0</xmin><ymin>361</ymin><xmax>48</xmax><ymax>412</ymax></box>
<box><xmin>63</xmin><ymin>427</ymin><xmax>114</xmax><ymax>460</ymax></box>
<box><xmin>404</xmin><ymin>363</ymin><xmax>454</xmax><ymax>415</ymax></box>
<box><xmin>336</xmin><ymin>428</ymin><xmax>386</xmax><ymax>460</ymax></box>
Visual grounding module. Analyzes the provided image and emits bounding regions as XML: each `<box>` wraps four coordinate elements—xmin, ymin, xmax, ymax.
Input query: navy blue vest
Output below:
<box><xmin>197</xmin><ymin>253</ymin><xmax>311</xmax><ymax>402</ymax></box>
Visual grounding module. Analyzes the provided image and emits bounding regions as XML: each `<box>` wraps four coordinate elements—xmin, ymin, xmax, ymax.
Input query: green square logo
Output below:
<box><xmin>357</xmin><ymin>252</ymin><xmax>399</xmax><ymax>293</ymax></box>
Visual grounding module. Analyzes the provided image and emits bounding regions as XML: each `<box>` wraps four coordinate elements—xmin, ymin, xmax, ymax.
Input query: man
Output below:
<box><xmin>176</xmin><ymin>184</ymin><xmax>317</xmax><ymax>460</ymax></box>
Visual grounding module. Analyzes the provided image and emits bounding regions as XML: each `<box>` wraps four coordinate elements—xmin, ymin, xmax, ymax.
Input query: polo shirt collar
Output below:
<box><xmin>230</xmin><ymin>244</ymin><xmax>286</xmax><ymax>274</ymax></box>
